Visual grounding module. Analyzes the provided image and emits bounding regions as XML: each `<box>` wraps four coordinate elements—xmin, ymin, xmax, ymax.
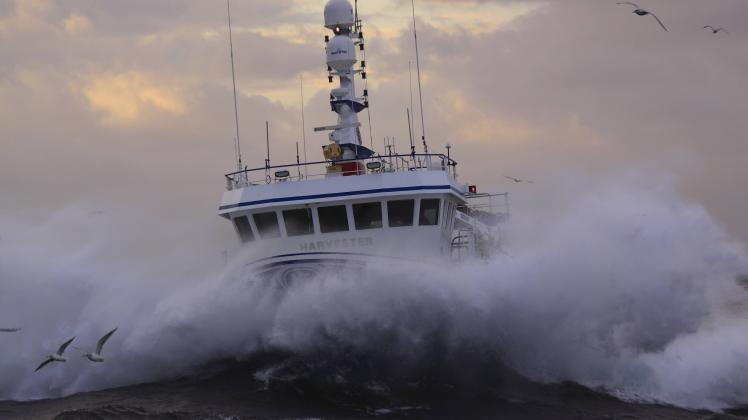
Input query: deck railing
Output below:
<box><xmin>460</xmin><ymin>192</ymin><xmax>511</xmax><ymax>225</ymax></box>
<box><xmin>225</xmin><ymin>153</ymin><xmax>458</xmax><ymax>190</ymax></box>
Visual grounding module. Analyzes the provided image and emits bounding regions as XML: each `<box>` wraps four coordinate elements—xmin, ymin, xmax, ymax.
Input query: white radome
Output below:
<box><xmin>324</xmin><ymin>0</ymin><xmax>354</xmax><ymax>31</ymax></box>
<box><xmin>331</xmin><ymin>87</ymin><xmax>348</xmax><ymax>99</ymax></box>
<box><xmin>326</xmin><ymin>35</ymin><xmax>356</xmax><ymax>72</ymax></box>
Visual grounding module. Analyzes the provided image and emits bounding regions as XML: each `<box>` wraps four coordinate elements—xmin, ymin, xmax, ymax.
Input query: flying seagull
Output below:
<box><xmin>704</xmin><ymin>26</ymin><xmax>729</xmax><ymax>35</ymax></box>
<box><xmin>0</xmin><ymin>328</ymin><xmax>21</xmax><ymax>333</ymax></box>
<box><xmin>617</xmin><ymin>2</ymin><xmax>668</xmax><ymax>32</ymax></box>
<box><xmin>505</xmin><ymin>176</ymin><xmax>534</xmax><ymax>184</ymax></box>
<box><xmin>35</xmin><ymin>336</ymin><xmax>76</xmax><ymax>372</ymax></box>
<box><xmin>82</xmin><ymin>328</ymin><xmax>117</xmax><ymax>363</ymax></box>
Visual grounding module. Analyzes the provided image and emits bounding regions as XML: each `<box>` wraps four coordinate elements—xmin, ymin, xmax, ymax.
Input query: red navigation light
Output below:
<box><xmin>469</xmin><ymin>185</ymin><xmax>477</xmax><ymax>194</ymax></box>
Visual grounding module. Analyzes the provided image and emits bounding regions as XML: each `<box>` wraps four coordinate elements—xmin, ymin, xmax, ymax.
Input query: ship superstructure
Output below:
<box><xmin>219</xmin><ymin>0</ymin><xmax>509</xmax><ymax>284</ymax></box>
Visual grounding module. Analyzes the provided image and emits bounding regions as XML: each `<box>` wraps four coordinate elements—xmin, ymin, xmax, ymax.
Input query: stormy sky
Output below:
<box><xmin>1</xmin><ymin>0</ymin><xmax>747</xmax><ymax>247</ymax></box>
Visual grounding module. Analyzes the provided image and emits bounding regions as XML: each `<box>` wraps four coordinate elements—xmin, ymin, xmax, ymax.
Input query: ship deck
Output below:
<box><xmin>219</xmin><ymin>153</ymin><xmax>465</xmax><ymax>216</ymax></box>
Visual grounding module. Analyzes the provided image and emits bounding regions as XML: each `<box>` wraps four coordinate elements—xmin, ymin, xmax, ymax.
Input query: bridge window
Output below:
<box><xmin>283</xmin><ymin>208</ymin><xmax>314</xmax><ymax>236</ymax></box>
<box><xmin>419</xmin><ymin>199</ymin><xmax>440</xmax><ymax>226</ymax></box>
<box><xmin>253</xmin><ymin>212</ymin><xmax>281</xmax><ymax>239</ymax></box>
<box><xmin>233</xmin><ymin>216</ymin><xmax>254</xmax><ymax>243</ymax></box>
<box><xmin>387</xmin><ymin>199</ymin><xmax>414</xmax><ymax>227</ymax></box>
<box><xmin>318</xmin><ymin>205</ymin><xmax>350</xmax><ymax>233</ymax></box>
<box><xmin>353</xmin><ymin>202</ymin><xmax>383</xmax><ymax>230</ymax></box>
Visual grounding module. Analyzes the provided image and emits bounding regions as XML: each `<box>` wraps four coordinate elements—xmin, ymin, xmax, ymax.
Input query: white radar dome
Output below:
<box><xmin>326</xmin><ymin>35</ymin><xmax>356</xmax><ymax>72</ymax></box>
<box><xmin>324</xmin><ymin>0</ymin><xmax>354</xmax><ymax>32</ymax></box>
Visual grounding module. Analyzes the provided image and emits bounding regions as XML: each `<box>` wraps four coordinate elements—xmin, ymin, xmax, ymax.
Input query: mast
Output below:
<box><xmin>316</xmin><ymin>0</ymin><xmax>373</xmax><ymax>164</ymax></box>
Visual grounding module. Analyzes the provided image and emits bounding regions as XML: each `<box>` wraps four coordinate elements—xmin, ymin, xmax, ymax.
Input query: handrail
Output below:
<box><xmin>225</xmin><ymin>153</ymin><xmax>456</xmax><ymax>179</ymax></box>
<box><xmin>224</xmin><ymin>153</ymin><xmax>459</xmax><ymax>190</ymax></box>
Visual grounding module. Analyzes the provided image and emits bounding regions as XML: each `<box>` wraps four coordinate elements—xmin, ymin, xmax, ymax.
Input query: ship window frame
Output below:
<box><xmin>233</xmin><ymin>215</ymin><xmax>255</xmax><ymax>243</ymax></box>
<box><xmin>387</xmin><ymin>199</ymin><xmax>415</xmax><ymax>228</ymax></box>
<box><xmin>318</xmin><ymin>204</ymin><xmax>351</xmax><ymax>233</ymax></box>
<box><xmin>353</xmin><ymin>202</ymin><xmax>383</xmax><ymax>230</ymax></box>
<box><xmin>283</xmin><ymin>208</ymin><xmax>315</xmax><ymax>237</ymax></box>
<box><xmin>419</xmin><ymin>198</ymin><xmax>441</xmax><ymax>226</ymax></box>
<box><xmin>253</xmin><ymin>211</ymin><xmax>281</xmax><ymax>239</ymax></box>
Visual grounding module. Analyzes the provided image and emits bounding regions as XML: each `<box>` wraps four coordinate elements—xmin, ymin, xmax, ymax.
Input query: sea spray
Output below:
<box><xmin>0</xmin><ymin>183</ymin><xmax>746</xmax><ymax>410</ymax></box>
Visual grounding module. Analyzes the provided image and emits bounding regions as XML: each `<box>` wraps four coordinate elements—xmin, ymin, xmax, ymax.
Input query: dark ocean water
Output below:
<box><xmin>3</xmin><ymin>349</ymin><xmax>746</xmax><ymax>420</ymax></box>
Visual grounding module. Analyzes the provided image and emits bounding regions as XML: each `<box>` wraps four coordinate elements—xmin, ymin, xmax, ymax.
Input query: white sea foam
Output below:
<box><xmin>0</xmin><ymin>182</ymin><xmax>746</xmax><ymax>410</ymax></box>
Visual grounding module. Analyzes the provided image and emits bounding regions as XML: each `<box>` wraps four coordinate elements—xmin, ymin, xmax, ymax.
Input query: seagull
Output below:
<box><xmin>737</xmin><ymin>274</ymin><xmax>748</xmax><ymax>289</ymax></box>
<box><xmin>704</xmin><ymin>26</ymin><xmax>729</xmax><ymax>35</ymax></box>
<box><xmin>35</xmin><ymin>336</ymin><xmax>76</xmax><ymax>372</ymax></box>
<box><xmin>82</xmin><ymin>328</ymin><xmax>117</xmax><ymax>363</ymax></box>
<box><xmin>0</xmin><ymin>328</ymin><xmax>21</xmax><ymax>333</ymax></box>
<box><xmin>617</xmin><ymin>2</ymin><xmax>668</xmax><ymax>32</ymax></box>
<box><xmin>505</xmin><ymin>176</ymin><xmax>534</xmax><ymax>184</ymax></box>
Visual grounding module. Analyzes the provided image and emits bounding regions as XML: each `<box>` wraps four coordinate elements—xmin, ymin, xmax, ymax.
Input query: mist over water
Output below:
<box><xmin>1</xmin><ymin>182</ymin><xmax>747</xmax><ymax>411</ymax></box>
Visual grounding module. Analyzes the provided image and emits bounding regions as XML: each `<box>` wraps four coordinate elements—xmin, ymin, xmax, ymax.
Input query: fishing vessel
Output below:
<box><xmin>218</xmin><ymin>0</ymin><xmax>509</xmax><ymax>285</ymax></box>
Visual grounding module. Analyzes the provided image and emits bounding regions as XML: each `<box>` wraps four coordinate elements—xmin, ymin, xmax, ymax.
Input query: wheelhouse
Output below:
<box><xmin>228</xmin><ymin>196</ymin><xmax>457</xmax><ymax>244</ymax></box>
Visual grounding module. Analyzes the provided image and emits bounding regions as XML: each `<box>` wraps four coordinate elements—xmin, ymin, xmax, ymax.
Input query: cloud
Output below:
<box><xmin>411</xmin><ymin>0</ymin><xmax>542</xmax><ymax>35</ymax></box>
<box><xmin>0</xmin><ymin>0</ymin><xmax>53</xmax><ymax>35</ymax></box>
<box><xmin>62</xmin><ymin>13</ymin><xmax>92</xmax><ymax>36</ymax></box>
<box><xmin>0</xmin><ymin>0</ymin><xmax>747</xmax><ymax>244</ymax></box>
<box><xmin>77</xmin><ymin>72</ymin><xmax>188</xmax><ymax>125</ymax></box>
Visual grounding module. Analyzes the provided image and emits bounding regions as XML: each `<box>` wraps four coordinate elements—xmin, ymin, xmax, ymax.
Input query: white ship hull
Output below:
<box><xmin>221</xmin><ymin>170</ymin><xmax>468</xmax><ymax>284</ymax></box>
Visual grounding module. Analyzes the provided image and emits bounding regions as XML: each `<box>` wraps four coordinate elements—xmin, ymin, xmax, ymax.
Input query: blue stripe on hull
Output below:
<box><xmin>254</xmin><ymin>258</ymin><xmax>363</xmax><ymax>272</ymax></box>
<box><xmin>249</xmin><ymin>251</ymin><xmax>379</xmax><ymax>264</ymax></box>
<box><xmin>246</xmin><ymin>251</ymin><xmax>415</xmax><ymax>268</ymax></box>
<box><xmin>220</xmin><ymin>185</ymin><xmax>460</xmax><ymax>211</ymax></box>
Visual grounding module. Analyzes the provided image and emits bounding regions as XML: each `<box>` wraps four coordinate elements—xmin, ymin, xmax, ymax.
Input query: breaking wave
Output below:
<box><xmin>0</xmin><ymin>182</ymin><xmax>746</xmax><ymax>411</ymax></box>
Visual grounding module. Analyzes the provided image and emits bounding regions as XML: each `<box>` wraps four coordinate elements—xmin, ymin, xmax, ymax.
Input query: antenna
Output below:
<box><xmin>227</xmin><ymin>0</ymin><xmax>243</xmax><ymax>173</ymax></box>
<box><xmin>296</xmin><ymin>142</ymin><xmax>302</xmax><ymax>180</ymax></box>
<box><xmin>408</xmin><ymin>61</ymin><xmax>415</xmax><ymax>150</ymax></box>
<box><xmin>385</xmin><ymin>137</ymin><xmax>393</xmax><ymax>158</ymax></box>
<box><xmin>411</xmin><ymin>0</ymin><xmax>429</xmax><ymax>154</ymax></box>
<box><xmin>357</xmin><ymin>0</ymin><xmax>375</xmax><ymax>150</ymax></box>
<box><xmin>365</xmin><ymin>92</ymin><xmax>374</xmax><ymax>150</ymax></box>
<box><xmin>300</xmin><ymin>75</ymin><xmax>308</xmax><ymax>178</ymax></box>
<box><xmin>407</xmin><ymin>108</ymin><xmax>415</xmax><ymax>156</ymax></box>
<box><xmin>265</xmin><ymin>121</ymin><xmax>271</xmax><ymax>170</ymax></box>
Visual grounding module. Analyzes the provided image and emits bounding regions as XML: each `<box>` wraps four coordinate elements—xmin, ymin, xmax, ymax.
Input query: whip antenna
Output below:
<box><xmin>227</xmin><ymin>0</ymin><xmax>243</xmax><ymax>173</ymax></box>
<box><xmin>407</xmin><ymin>108</ymin><xmax>415</xmax><ymax>156</ymax></box>
<box><xmin>356</xmin><ymin>0</ymin><xmax>375</xmax><ymax>150</ymax></box>
<box><xmin>411</xmin><ymin>0</ymin><xmax>429</xmax><ymax>154</ymax></box>
<box><xmin>408</xmin><ymin>61</ymin><xmax>416</xmax><ymax>156</ymax></box>
<box><xmin>300</xmin><ymin>75</ymin><xmax>308</xmax><ymax>177</ymax></box>
<box><xmin>409</xmin><ymin>61</ymin><xmax>415</xmax><ymax>150</ymax></box>
<box><xmin>265</xmin><ymin>121</ymin><xmax>271</xmax><ymax>169</ymax></box>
